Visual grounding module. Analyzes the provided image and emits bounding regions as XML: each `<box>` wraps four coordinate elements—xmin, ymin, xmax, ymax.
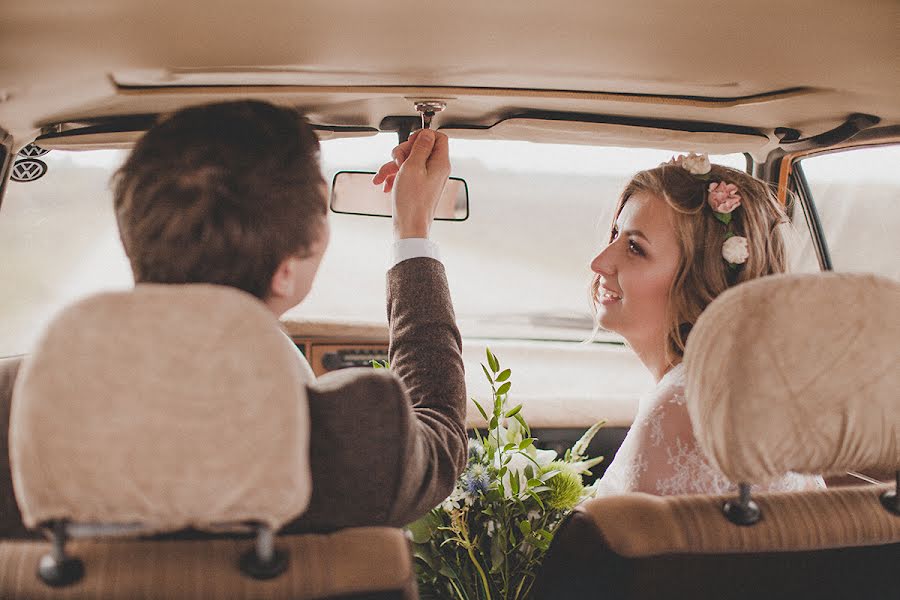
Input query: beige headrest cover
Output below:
<box><xmin>685</xmin><ymin>272</ymin><xmax>899</xmax><ymax>484</ymax></box>
<box><xmin>11</xmin><ymin>284</ymin><xmax>312</xmax><ymax>532</ymax></box>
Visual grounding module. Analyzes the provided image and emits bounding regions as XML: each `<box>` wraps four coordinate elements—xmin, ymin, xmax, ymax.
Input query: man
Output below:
<box><xmin>113</xmin><ymin>100</ymin><xmax>466</xmax><ymax>531</ymax></box>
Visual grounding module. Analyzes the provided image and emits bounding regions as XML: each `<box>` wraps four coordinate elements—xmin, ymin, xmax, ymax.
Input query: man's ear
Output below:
<box><xmin>269</xmin><ymin>256</ymin><xmax>298</xmax><ymax>300</ymax></box>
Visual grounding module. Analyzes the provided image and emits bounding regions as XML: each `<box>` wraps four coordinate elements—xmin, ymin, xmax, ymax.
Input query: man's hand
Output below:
<box><xmin>373</xmin><ymin>129</ymin><xmax>450</xmax><ymax>240</ymax></box>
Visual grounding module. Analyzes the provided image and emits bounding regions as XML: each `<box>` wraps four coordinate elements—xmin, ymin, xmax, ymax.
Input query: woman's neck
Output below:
<box><xmin>629</xmin><ymin>335</ymin><xmax>679</xmax><ymax>384</ymax></box>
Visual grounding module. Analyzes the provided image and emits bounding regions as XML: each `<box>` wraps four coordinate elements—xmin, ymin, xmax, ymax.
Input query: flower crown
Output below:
<box><xmin>663</xmin><ymin>153</ymin><xmax>749</xmax><ymax>267</ymax></box>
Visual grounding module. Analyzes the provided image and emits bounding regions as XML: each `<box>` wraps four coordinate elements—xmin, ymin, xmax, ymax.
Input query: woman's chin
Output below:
<box><xmin>595</xmin><ymin>309</ymin><xmax>619</xmax><ymax>334</ymax></box>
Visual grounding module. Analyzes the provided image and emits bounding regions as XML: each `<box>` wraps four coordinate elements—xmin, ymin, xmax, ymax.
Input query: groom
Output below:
<box><xmin>112</xmin><ymin>100</ymin><xmax>467</xmax><ymax>532</ymax></box>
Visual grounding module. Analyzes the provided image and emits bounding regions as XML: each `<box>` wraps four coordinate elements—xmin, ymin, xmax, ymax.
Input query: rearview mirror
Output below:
<box><xmin>330</xmin><ymin>171</ymin><xmax>469</xmax><ymax>221</ymax></box>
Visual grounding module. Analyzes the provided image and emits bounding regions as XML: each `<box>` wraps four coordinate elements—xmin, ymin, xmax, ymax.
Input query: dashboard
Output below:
<box><xmin>284</xmin><ymin>318</ymin><xmax>653</xmax><ymax>480</ymax></box>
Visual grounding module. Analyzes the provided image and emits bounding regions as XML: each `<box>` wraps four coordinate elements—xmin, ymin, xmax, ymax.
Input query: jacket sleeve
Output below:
<box><xmin>383</xmin><ymin>256</ymin><xmax>468</xmax><ymax>525</ymax></box>
<box><xmin>282</xmin><ymin>257</ymin><xmax>467</xmax><ymax>534</ymax></box>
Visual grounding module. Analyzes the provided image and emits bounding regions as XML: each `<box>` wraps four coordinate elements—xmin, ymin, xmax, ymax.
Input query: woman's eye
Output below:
<box><xmin>610</xmin><ymin>227</ymin><xmax>619</xmax><ymax>241</ymax></box>
<box><xmin>628</xmin><ymin>240</ymin><xmax>645</xmax><ymax>256</ymax></box>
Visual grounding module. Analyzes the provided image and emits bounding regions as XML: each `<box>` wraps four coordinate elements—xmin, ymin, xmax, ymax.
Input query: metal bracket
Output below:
<box><xmin>414</xmin><ymin>100</ymin><xmax>447</xmax><ymax>130</ymax></box>
<box><xmin>37</xmin><ymin>521</ymin><xmax>85</xmax><ymax>588</ymax></box>
<box><xmin>239</xmin><ymin>524</ymin><xmax>289</xmax><ymax>580</ymax></box>
<box><xmin>881</xmin><ymin>470</ymin><xmax>899</xmax><ymax>516</ymax></box>
<box><xmin>776</xmin><ymin>113</ymin><xmax>881</xmax><ymax>152</ymax></box>
<box><xmin>723</xmin><ymin>483</ymin><xmax>762</xmax><ymax>526</ymax></box>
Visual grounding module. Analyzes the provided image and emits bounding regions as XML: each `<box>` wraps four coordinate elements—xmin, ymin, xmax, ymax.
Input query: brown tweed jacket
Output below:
<box><xmin>0</xmin><ymin>256</ymin><xmax>467</xmax><ymax>538</ymax></box>
<box><xmin>283</xmin><ymin>256</ymin><xmax>467</xmax><ymax>532</ymax></box>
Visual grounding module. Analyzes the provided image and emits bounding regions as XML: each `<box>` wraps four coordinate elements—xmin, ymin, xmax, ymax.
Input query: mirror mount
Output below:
<box><xmin>378</xmin><ymin>116</ymin><xmax>420</xmax><ymax>144</ymax></box>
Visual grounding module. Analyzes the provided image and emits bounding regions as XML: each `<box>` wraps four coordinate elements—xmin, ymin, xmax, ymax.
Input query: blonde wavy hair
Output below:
<box><xmin>591</xmin><ymin>163</ymin><xmax>788</xmax><ymax>364</ymax></box>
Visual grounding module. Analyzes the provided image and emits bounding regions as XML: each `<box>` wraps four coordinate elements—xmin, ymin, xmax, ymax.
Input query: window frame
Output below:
<box><xmin>768</xmin><ymin>138</ymin><xmax>900</xmax><ymax>274</ymax></box>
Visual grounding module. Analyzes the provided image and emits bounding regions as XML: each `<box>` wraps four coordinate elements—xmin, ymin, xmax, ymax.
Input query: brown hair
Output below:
<box><xmin>113</xmin><ymin>100</ymin><xmax>327</xmax><ymax>299</ymax></box>
<box><xmin>592</xmin><ymin>163</ymin><xmax>788</xmax><ymax>363</ymax></box>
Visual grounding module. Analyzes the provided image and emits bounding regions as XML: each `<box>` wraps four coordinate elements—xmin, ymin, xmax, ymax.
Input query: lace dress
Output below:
<box><xmin>592</xmin><ymin>364</ymin><xmax>825</xmax><ymax>497</ymax></box>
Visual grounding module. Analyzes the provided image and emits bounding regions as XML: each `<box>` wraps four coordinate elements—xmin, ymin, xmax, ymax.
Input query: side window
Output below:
<box><xmin>795</xmin><ymin>145</ymin><xmax>900</xmax><ymax>280</ymax></box>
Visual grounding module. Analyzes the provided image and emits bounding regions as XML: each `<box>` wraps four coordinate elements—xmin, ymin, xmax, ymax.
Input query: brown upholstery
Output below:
<box><xmin>566</xmin><ymin>486</ymin><xmax>898</xmax><ymax>558</ymax></box>
<box><xmin>534</xmin><ymin>497</ymin><xmax>899</xmax><ymax>600</ymax></box>
<box><xmin>0</xmin><ymin>527</ymin><xmax>417</xmax><ymax>600</ymax></box>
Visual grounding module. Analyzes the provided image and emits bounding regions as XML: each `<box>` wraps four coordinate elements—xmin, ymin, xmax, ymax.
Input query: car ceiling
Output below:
<box><xmin>0</xmin><ymin>0</ymin><xmax>898</xmax><ymax>158</ymax></box>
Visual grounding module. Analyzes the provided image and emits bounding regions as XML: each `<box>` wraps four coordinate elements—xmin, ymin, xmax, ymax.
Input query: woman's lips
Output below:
<box><xmin>600</xmin><ymin>288</ymin><xmax>622</xmax><ymax>305</ymax></box>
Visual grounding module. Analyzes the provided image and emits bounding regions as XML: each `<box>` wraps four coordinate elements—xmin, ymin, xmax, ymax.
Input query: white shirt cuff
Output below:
<box><xmin>391</xmin><ymin>238</ymin><xmax>441</xmax><ymax>267</ymax></box>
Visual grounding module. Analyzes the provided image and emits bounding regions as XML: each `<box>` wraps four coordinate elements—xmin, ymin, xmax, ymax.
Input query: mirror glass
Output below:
<box><xmin>330</xmin><ymin>171</ymin><xmax>469</xmax><ymax>221</ymax></box>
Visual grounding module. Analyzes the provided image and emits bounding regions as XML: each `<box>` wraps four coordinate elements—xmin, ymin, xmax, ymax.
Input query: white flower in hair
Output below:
<box><xmin>677</xmin><ymin>152</ymin><xmax>712</xmax><ymax>175</ymax></box>
<box><xmin>722</xmin><ymin>236</ymin><xmax>750</xmax><ymax>265</ymax></box>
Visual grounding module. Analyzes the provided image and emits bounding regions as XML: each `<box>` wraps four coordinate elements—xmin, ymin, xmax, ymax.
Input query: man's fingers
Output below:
<box><xmin>426</xmin><ymin>132</ymin><xmax>450</xmax><ymax>173</ymax></box>
<box><xmin>391</xmin><ymin>130</ymin><xmax>421</xmax><ymax>166</ymax></box>
<box><xmin>404</xmin><ymin>129</ymin><xmax>436</xmax><ymax>166</ymax></box>
<box><xmin>373</xmin><ymin>161</ymin><xmax>399</xmax><ymax>185</ymax></box>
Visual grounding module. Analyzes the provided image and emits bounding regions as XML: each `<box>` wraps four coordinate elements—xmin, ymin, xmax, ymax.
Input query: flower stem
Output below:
<box><xmin>466</xmin><ymin>545</ymin><xmax>492</xmax><ymax>600</ymax></box>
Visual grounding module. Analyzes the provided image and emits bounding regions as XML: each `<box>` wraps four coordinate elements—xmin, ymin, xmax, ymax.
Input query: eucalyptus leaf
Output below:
<box><xmin>472</xmin><ymin>398</ymin><xmax>489</xmax><ymax>421</ymax></box>
<box><xmin>505</xmin><ymin>404</ymin><xmax>523</xmax><ymax>418</ymax></box>
<box><xmin>497</xmin><ymin>382</ymin><xmax>511</xmax><ymax>395</ymax></box>
<box><xmin>513</xmin><ymin>413</ymin><xmax>531</xmax><ymax>437</ymax></box>
<box><xmin>526</xmin><ymin>490</ymin><xmax>545</xmax><ymax>510</ymax></box>
<box><xmin>486</xmin><ymin>348</ymin><xmax>499</xmax><ymax>373</ymax></box>
<box><xmin>496</xmin><ymin>368</ymin><xmax>511</xmax><ymax>382</ymax></box>
<box><xmin>540</xmin><ymin>469</ymin><xmax>561</xmax><ymax>482</ymax></box>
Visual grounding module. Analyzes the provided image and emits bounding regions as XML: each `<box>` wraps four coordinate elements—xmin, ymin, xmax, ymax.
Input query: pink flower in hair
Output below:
<box><xmin>707</xmin><ymin>181</ymin><xmax>741</xmax><ymax>214</ymax></box>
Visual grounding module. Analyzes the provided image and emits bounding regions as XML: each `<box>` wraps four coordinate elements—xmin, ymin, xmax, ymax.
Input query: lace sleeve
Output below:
<box><xmin>630</xmin><ymin>383</ymin><xmax>736</xmax><ymax>496</ymax></box>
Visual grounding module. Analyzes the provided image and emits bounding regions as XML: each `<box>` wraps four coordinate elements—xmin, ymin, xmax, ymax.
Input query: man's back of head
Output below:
<box><xmin>113</xmin><ymin>100</ymin><xmax>327</xmax><ymax>302</ymax></box>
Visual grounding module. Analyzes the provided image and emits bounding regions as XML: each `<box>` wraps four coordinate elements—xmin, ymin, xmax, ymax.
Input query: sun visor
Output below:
<box><xmin>442</xmin><ymin>118</ymin><xmax>769</xmax><ymax>154</ymax></box>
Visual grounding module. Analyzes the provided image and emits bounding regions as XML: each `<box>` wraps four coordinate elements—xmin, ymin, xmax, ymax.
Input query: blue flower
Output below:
<box><xmin>464</xmin><ymin>464</ymin><xmax>491</xmax><ymax>496</ymax></box>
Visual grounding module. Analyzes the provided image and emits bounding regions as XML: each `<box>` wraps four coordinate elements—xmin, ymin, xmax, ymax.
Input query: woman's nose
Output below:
<box><xmin>591</xmin><ymin>245</ymin><xmax>615</xmax><ymax>276</ymax></box>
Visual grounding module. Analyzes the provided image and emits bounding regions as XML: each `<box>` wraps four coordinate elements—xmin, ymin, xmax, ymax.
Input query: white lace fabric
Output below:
<box><xmin>592</xmin><ymin>364</ymin><xmax>825</xmax><ymax>497</ymax></box>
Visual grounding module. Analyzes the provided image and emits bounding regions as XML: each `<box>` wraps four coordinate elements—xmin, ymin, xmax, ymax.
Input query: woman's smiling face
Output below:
<box><xmin>590</xmin><ymin>191</ymin><xmax>682</xmax><ymax>354</ymax></box>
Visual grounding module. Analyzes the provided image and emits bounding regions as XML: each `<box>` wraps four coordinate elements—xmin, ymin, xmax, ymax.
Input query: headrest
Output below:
<box><xmin>10</xmin><ymin>284</ymin><xmax>312</xmax><ymax>533</ymax></box>
<box><xmin>684</xmin><ymin>272</ymin><xmax>899</xmax><ymax>485</ymax></box>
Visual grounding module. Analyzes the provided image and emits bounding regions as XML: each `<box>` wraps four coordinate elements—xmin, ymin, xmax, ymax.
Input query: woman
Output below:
<box><xmin>590</xmin><ymin>154</ymin><xmax>824</xmax><ymax>496</ymax></box>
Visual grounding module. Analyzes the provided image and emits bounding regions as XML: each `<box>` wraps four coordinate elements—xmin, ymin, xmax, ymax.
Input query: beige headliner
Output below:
<box><xmin>1</xmin><ymin>0</ymin><xmax>898</xmax><ymax>157</ymax></box>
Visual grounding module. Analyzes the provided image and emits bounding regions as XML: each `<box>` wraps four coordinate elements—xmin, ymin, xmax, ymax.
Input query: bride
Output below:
<box><xmin>589</xmin><ymin>153</ymin><xmax>824</xmax><ymax>496</ymax></box>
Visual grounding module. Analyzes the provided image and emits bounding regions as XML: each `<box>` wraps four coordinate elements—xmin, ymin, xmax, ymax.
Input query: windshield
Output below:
<box><xmin>0</xmin><ymin>137</ymin><xmax>745</xmax><ymax>356</ymax></box>
<box><xmin>305</xmin><ymin>134</ymin><xmax>745</xmax><ymax>340</ymax></box>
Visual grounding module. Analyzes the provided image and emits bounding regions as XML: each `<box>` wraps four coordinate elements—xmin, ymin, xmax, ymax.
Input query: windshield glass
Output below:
<box><xmin>0</xmin><ymin>137</ymin><xmax>746</xmax><ymax>356</ymax></box>
<box><xmin>305</xmin><ymin>134</ymin><xmax>746</xmax><ymax>340</ymax></box>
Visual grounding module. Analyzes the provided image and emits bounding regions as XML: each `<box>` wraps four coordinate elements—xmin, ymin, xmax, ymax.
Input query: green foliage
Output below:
<box><xmin>407</xmin><ymin>348</ymin><xmax>605</xmax><ymax>599</ymax></box>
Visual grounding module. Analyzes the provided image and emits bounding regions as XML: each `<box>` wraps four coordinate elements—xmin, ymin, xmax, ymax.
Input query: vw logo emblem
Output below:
<box><xmin>11</xmin><ymin>158</ymin><xmax>48</xmax><ymax>182</ymax></box>
<box><xmin>17</xmin><ymin>143</ymin><xmax>50</xmax><ymax>159</ymax></box>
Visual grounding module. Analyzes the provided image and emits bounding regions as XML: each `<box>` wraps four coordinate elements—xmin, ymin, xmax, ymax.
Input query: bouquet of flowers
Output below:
<box><xmin>405</xmin><ymin>348</ymin><xmax>605</xmax><ymax>600</ymax></box>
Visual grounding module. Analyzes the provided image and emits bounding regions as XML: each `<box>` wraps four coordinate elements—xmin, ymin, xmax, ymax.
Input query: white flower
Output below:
<box><xmin>678</xmin><ymin>152</ymin><xmax>711</xmax><ymax>175</ymax></box>
<box><xmin>493</xmin><ymin>447</ymin><xmax>557</xmax><ymax>499</ymax></box>
<box><xmin>440</xmin><ymin>484</ymin><xmax>467</xmax><ymax>512</ymax></box>
<box><xmin>722</xmin><ymin>236</ymin><xmax>749</xmax><ymax>264</ymax></box>
<box><xmin>486</xmin><ymin>520</ymin><xmax>496</xmax><ymax>537</ymax></box>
